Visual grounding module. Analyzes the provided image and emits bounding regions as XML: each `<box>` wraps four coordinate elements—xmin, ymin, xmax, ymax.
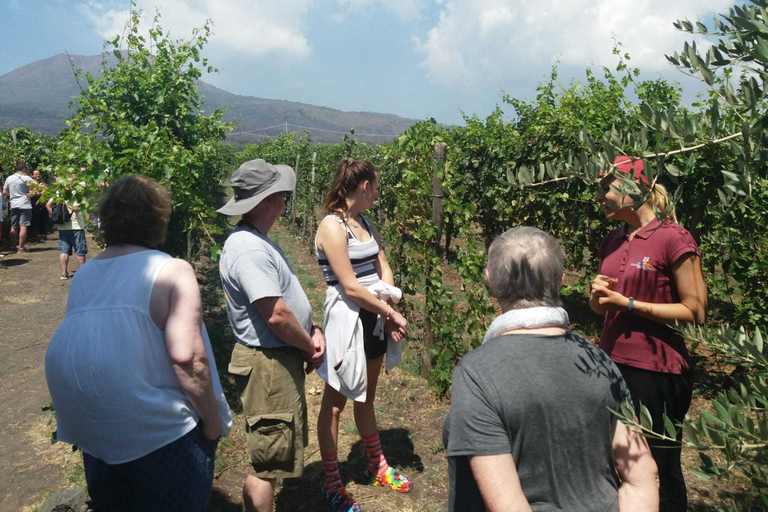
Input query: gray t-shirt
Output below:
<box><xmin>443</xmin><ymin>331</ymin><xmax>631</xmax><ymax>512</ymax></box>
<box><xmin>219</xmin><ymin>222</ymin><xmax>312</xmax><ymax>348</ymax></box>
<box><xmin>3</xmin><ymin>173</ymin><xmax>33</xmax><ymax>209</ymax></box>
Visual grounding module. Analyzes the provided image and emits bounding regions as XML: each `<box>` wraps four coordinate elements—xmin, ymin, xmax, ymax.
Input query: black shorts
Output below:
<box><xmin>359</xmin><ymin>308</ymin><xmax>386</xmax><ymax>360</ymax></box>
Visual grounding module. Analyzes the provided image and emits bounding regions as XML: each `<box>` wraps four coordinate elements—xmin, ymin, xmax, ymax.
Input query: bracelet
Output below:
<box><xmin>627</xmin><ymin>297</ymin><xmax>635</xmax><ymax>313</ymax></box>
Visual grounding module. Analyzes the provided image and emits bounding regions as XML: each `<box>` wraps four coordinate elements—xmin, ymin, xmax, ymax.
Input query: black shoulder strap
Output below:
<box><xmin>359</xmin><ymin>214</ymin><xmax>373</xmax><ymax>235</ymax></box>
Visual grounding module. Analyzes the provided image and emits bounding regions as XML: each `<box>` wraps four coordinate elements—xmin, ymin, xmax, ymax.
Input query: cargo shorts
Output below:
<box><xmin>229</xmin><ymin>343</ymin><xmax>308</xmax><ymax>479</ymax></box>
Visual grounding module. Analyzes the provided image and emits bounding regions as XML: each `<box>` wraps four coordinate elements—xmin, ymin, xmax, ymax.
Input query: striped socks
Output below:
<box><xmin>321</xmin><ymin>452</ymin><xmax>343</xmax><ymax>493</ymax></box>
<box><xmin>362</xmin><ymin>432</ymin><xmax>413</xmax><ymax>493</ymax></box>
<box><xmin>362</xmin><ymin>432</ymin><xmax>389</xmax><ymax>475</ymax></box>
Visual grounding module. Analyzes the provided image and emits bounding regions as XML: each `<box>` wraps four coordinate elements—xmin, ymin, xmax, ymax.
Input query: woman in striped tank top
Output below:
<box><xmin>315</xmin><ymin>159</ymin><xmax>412</xmax><ymax>512</ymax></box>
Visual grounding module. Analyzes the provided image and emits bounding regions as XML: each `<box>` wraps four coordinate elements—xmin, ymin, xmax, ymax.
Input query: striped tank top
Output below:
<box><xmin>316</xmin><ymin>214</ymin><xmax>380</xmax><ymax>286</ymax></box>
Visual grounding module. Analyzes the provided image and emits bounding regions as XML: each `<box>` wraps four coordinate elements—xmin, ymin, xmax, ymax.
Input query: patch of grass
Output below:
<box><xmin>298</xmin><ymin>274</ymin><xmax>319</xmax><ymax>292</ymax></box>
<box><xmin>341</xmin><ymin>423</ymin><xmax>358</xmax><ymax>436</ymax></box>
<box><xmin>63</xmin><ymin>456</ymin><xmax>85</xmax><ymax>485</ymax></box>
<box><xmin>428</xmin><ymin>440</ymin><xmax>445</xmax><ymax>455</ymax></box>
<box><xmin>398</xmin><ymin>343</ymin><xmax>422</xmax><ymax>377</ymax></box>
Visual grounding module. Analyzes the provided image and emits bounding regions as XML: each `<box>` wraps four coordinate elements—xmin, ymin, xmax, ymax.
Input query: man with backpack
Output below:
<box><xmin>46</xmin><ymin>197</ymin><xmax>87</xmax><ymax>279</ymax></box>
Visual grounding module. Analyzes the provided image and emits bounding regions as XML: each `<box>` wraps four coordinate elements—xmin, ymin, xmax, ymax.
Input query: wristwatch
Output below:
<box><xmin>627</xmin><ymin>297</ymin><xmax>635</xmax><ymax>313</ymax></box>
<box><xmin>311</xmin><ymin>324</ymin><xmax>323</xmax><ymax>334</ymax></box>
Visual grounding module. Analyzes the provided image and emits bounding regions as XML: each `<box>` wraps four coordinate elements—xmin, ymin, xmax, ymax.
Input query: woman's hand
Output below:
<box><xmin>592</xmin><ymin>284</ymin><xmax>630</xmax><ymax>312</ymax></box>
<box><xmin>590</xmin><ymin>274</ymin><xmax>619</xmax><ymax>314</ymax></box>
<box><xmin>384</xmin><ymin>309</ymin><xmax>407</xmax><ymax>342</ymax></box>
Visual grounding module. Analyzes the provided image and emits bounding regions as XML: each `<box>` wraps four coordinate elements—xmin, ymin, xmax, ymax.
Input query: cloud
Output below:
<box><xmin>334</xmin><ymin>0</ymin><xmax>429</xmax><ymax>21</ymax></box>
<box><xmin>416</xmin><ymin>0</ymin><xmax>736</xmax><ymax>88</ymax></box>
<box><xmin>79</xmin><ymin>0</ymin><xmax>312</xmax><ymax>58</ymax></box>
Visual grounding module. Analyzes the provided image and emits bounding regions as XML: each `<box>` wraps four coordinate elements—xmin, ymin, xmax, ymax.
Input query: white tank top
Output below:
<box><xmin>45</xmin><ymin>250</ymin><xmax>232</xmax><ymax>464</ymax></box>
<box><xmin>316</xmin><ymin>214</ymin><xmax>380</xmax><ymax>286</ymax></box>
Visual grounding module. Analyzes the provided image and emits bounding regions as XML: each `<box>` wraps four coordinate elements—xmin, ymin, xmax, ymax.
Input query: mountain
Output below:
<box><xmin>0</xmin><ymin>54</ymin><xmax>417</xmax><ymax>143</ymax></box>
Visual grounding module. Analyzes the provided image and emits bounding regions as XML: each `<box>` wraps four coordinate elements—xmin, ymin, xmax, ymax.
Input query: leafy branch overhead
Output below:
<box><xmin>43</xmin><ymin>2</ymin><xmax>232</xmax><ymax>257</ymax></box>
<box><xmin>510</xmin><ymin>1</ymin><xmax>768</xmax><ymax>207</ymax></box>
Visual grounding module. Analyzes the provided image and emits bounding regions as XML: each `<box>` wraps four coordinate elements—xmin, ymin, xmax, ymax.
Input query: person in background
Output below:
<box><xmin>444</xmin><ymin>226</ymin><xmax>659</xmax><ymax>512</ymax></box>
<box><xmin>30</xmin><ymin>169</ymin><xmax>49</xmax><ymax>239</ymax></box>
<box><xmin>314</xmin><ymin>158</ymin><xmax>410</xmax><ymax>512</ymax></box>
<box><xmin>2</xmin><ymin>163</ymin><xmax>34</xmax><ymax>252</ymax></box>
<box><xmin>591</xmin><ymin>156</ymin><xmax>707</xmax><ymax>512</ymax></box>
<box><xmin>45</xmin><ymin>175</ymin><xmax>231</xmax><ymax>512</ymax></box>
<box><xmin>0</xmin><ymin>166</ymin><xmax>4</xmax><ymax>245</ymax></box>
<box><xmin>46</xmin><ymin>194</ymin><xmax>87</xmax><ymax>280</ymax></box>
<box><xmin>0</xmin><ymin>170</ymin><xmax>4</xmax><ymax>258</ymax></box>
<box><xmin>218</xmin><ymin>159</ymin><xmax>325</xmax><ymax>512</ymax></box>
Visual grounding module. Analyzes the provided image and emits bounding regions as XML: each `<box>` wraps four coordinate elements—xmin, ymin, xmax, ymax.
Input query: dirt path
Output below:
<box><xmin>0</xmin><ymin>233</ymin><xmax>81</xmax><ymax>511</ymax></box>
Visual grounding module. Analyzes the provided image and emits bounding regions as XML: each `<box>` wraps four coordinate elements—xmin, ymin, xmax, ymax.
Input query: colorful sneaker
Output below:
<box><xmin>368</xmin><ymin>467</ymin><xmax>413</xmax><ymax>493</ymax></box>
<box><xmin>322</xmin><ymin>487</ymin><xmax>361</xmax><ymax>512</ymax></box>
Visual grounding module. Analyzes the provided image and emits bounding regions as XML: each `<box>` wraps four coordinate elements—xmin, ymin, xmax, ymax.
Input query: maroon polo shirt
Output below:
<box><xmin>598</xmin><ymin>218</ymin><xmax>700</xmax><ymax>374</ymax></box>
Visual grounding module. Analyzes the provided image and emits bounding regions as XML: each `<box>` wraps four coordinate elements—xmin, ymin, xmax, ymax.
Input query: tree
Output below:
<box><xmin>45</xmin><ymin>3</ymin><xmax>231</xmax><ymax>257</ymax></box>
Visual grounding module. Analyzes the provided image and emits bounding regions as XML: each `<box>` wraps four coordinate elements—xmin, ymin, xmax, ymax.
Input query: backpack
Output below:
<box><xmin>51</xmin><ymin>203</ymin><xmax>72</xmax><ymax>225</ymax></box>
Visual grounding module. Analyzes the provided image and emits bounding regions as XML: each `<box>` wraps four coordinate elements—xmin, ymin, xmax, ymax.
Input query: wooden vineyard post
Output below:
<box><xmin>291</xmin><ymin>154</ymin><xmax>300</xmax><ymax>227</ymax></box>
<box><xmin>303</xmin><ymin>152</ymin><xmax>317</xmax><ymax>240</ymax></box>
<box><xmin>432</xmin><ymin>143</ymin><xmax>447</xmax><ymax>256</ymax></box>
<box><xmin>422</xmin><ymin>142</ymin><xmax>447</xmax><ymax>378</ymax></box>
<box><xmin>311</xmin><ymin>151</ymin><xmax>316</xmax><ymax>184</ymax></box>
<box><xmin>444</xmin><ymin>213</ymin><xmax>453</xmax><ymax>260</ymax></box>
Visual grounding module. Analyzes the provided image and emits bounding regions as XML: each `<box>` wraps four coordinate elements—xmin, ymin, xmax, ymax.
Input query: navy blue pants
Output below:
<box><xmin>83</xmin><ymin>423</ymin><xmax>218</xmax><ymax>512</ymax></box>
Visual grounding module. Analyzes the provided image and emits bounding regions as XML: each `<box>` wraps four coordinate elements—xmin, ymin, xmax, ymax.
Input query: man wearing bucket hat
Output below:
<box><xmin>218</xmin><ymin>159</ymin><xmax>326</xmax><ymax>512</ymax></box>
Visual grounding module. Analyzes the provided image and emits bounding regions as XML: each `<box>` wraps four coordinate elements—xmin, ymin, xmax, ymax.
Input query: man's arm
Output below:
<box><xmin>254</xmin><ymin>297</ymin><xmax>325</xmax><ymax>363</ymax></box>
<box><xmin>469</xmin><ymin>454</ymin><xmax>532</xmax><ymax>512</ymax></box>
<box><xmin>613</xmin><ymin>421</ymin><xmax>659</xmax><ymax>512</ymax></box>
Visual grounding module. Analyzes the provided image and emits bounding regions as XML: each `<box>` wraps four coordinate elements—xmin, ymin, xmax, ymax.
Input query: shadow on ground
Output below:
<box><xmin>275</xmin><ymin>427</ymin><xmax>423</xmax><ymax>512</ymax></box>
<box><xmin>209</xmin><ymin>489</ymin><xmax>242</xmax><ymax>512</ymax></box>
<box><xmin>0</xmin><ymin>257</ymin><xmax>30</xmax><ymax>266</ymax></box>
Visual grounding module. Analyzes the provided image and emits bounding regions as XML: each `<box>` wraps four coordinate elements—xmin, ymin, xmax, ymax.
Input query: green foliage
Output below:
<box><xmin>614</xmin><ymin>323</ymin><xmax>768</xmax><ymax>508</ymax></box>
<box><xmin>0</xmin><ymin>127</ymin><xmax>57</xmax><ymax>178</ymax></box>
<box><xmin>41</xmin><ymin>4</ymin><xmax>231</xmax><ymax>257</ymax></box>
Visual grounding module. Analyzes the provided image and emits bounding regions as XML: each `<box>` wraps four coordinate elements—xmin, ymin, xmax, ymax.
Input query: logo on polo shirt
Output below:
<box><xmin>631</xmin><ymin>256</ymin><xmax>657</xmax><ymax>272</ymax></box>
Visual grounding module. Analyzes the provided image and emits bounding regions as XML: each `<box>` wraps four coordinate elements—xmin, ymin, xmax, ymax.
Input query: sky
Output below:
<box><xmin>0</xmin><ymin>0</ymin><xmax>738</xmax><ymax>127</ymax></box>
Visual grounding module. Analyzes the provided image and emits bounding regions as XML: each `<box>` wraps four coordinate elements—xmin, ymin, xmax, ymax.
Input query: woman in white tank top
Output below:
<box><xmin>44</xmin><ymin>176</ymin><xmax>231</xmax><ymax>512</ymax></box>
<box><xmin>315</xmin><ymin>159</ymin><xmax>412</xmax><ymax>512</ymax></box>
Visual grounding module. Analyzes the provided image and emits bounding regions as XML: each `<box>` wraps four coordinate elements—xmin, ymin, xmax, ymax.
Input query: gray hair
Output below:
<box><xmin>486</xmin><ymin>226</ymin><xmax>565</xmax><ymax>310</ymax></box>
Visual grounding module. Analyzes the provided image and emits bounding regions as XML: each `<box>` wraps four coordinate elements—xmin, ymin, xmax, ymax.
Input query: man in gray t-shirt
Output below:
<box><xmin>218</xmin><ymin>159</ymin><xmax>325</xmax><ymax>512</ymax></box>
<box><xmin>220</xmin><ymin>223</ymin><xmax>312</xmax><ymax>347</ymax></box>
<box><xmin>443</xmin><ymin>227</ymin><xmax>659</xmax><ymax>512</ymax></box>
<box><xmin>2</xmin><ymin>163</ymin><xmax>34</xmax><ymax>252</ymax></box>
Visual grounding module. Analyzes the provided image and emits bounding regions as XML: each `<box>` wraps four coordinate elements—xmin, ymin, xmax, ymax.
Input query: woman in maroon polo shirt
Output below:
<box><xmin>589</xmin><ymin>156</ymin><xmax>707</xmax><ymax>512</ymax></box>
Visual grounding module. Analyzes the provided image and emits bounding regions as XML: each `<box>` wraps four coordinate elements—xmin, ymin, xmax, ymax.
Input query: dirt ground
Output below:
<box><xmin>0</xmin><ymin>225</ymin><xmax>749</xmax><ymax>511</ymax></box>
<box><xmin>0</xmin><ymin>232</ymin><xmax>81</xmax><ymax>511</ymax></box>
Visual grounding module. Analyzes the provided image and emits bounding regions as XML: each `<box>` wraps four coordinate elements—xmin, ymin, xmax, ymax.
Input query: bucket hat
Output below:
<box><xmin>217</xmin><ymin>159</ymin><xmax>295</xmax><ymax>216</ymax></box>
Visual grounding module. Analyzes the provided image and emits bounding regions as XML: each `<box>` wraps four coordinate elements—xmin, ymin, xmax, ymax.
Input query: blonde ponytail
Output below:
<box><xmin>648</xmin><ymin>183</ymin><xmax>677</xmax><ymax>223</ymax></box>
